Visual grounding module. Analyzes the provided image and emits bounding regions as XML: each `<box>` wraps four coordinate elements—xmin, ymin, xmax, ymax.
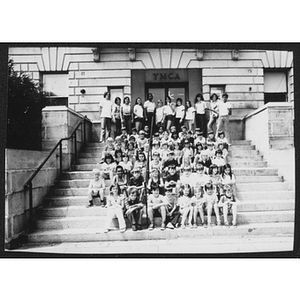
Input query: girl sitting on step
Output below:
<box><xmin>220</xmin><ymin>163</ymin><xmax>237</xmax><ymax>196</ymax></box>
<box><xmin>104</xmin><ymin>184</ymin><xmax>126</xmax><ymax>233</ymax></box>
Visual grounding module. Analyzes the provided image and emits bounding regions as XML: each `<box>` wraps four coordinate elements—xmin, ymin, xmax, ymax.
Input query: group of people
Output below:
<box><xmin>99</xmin><ymin>91</ymin><xmax>232</xmax><ymax>143</ymax></box>
<box><xmin>88</xmin><ymin>92</ymin><xmax>238</xmax><ymax>233</ymax></box>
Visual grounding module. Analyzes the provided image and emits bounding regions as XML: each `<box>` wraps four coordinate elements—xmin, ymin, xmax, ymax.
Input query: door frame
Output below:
<box><xmin>145</xmin><ymin>82</ymin><xmax>189</xmax><ymax>105</ymax></box>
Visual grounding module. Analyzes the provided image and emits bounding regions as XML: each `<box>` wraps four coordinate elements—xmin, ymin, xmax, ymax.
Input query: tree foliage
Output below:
<box><xmin>7</xmin><ymin>59</ymin><xmax>46</xmax><ymax>150</ymax></box>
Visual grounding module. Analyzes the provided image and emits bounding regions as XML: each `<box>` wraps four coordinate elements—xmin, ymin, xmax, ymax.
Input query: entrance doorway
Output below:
<box><xmin>145</xmin><ymin>83</ymin><xmax>188</xmax><ymax>106</ymax></box>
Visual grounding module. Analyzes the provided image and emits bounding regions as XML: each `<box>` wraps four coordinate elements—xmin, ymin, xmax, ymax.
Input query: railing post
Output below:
<box><xmin>28</xmin><ymin>181</ymin><xmax>33</xmax><ymax>230</ymax></box>
<box><xmin>83</xmin><ymin>117</ymin><xmax>86</xmax><ymax>146</ymax></box>
<box><xmin>59</xmin><ymin>141</ymin><xmax>63</xmax><ymax>176</ymax></box>
<box><xmin>74</xmin><ymin>131</ymin><xmax>77</xmax><ymax>160</ymax></box>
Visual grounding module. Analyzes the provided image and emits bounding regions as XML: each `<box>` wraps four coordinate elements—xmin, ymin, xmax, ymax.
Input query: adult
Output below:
<box><xmin>155</xmin><ymin>99</ymin><xmax>165</xmax><ymax>132</ymax></box>
<box><xmin>144</xmin><ymin>93</ymin><xmax>156</xmax><ymax>131</ymax></box>
<box><xmin>216</xmin><ymin>93</ymin><xmax>232</xmax><ymax>143</ymax></box>
<box><xmin>174</xmin><ymin>98</ymin><xmax>186</xmax><ymax>133</ymax></box>
<box><xmin>133</xmin><ymin>97</ymin><xmax>145</xmax><ymax>133</ymax></box>
<box><xmin>112</xmin><ymin>97</ymin><xmax>122</xmax><ymax>138</ymax></box>
<box><xmin>207</xmin><ymin>93</ymin><xmax>220</xmax><ymax>135</ymax></box>
<box><xmin>99</xmin><ymin>91</ymin><xmax>113</xmax><ymax>142</ymax></box>
<box><xmin>121</xmin><ymin>96</ymin><xmax>132</xmax><ymax>134</ymax></box>
<box><xmin>184</xmin><ymin>100</ymin><xmax>195</xmax><ymax>132</ymax></box>
<box><xmin>163</xmin><ymin>96</ymin><xmax>175</xmax><ymax>133</ymax></box>
<box><xmin>194</xmin><ymin>93</ymin><xmax>207</xmax><ymax>137</ymax></box>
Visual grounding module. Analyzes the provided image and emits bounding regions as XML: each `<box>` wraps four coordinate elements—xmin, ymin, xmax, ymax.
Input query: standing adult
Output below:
<box><xmin>184</xmin><ymin>100</ymin><xmax>195</xmax><ymax>132</ymax></box>
<box><xmin>194</xmin><ymin>93</ymin><xmax>207</xmax><ymax>137</ymax></box>
<box><xmin>112</xmin><ymin>97</ymin><xmax>122</xmax><ymax>138</ymax></box>
<box><xmin>163</xmin><ymin>96</ymin><xmax>175</xmax><ymax>133</ymax></box>
<box><xmin>207</xmin><ymin>93</ymin><xmax>220</xmax><ymax>135</ymax></box>
<box><xmin>99</xmin><ymin>91</ymin><xmax>113</xmax><ymax>143</ymax></box>
<box><xmin>121</xmin><ymin>96</ymin><xmax>132</xmax><ymax>134</ymax></box>
<box><xmin>174</xmin><ymin>98</ymin><xmax>186</xmax><ymax>133</ymax></box>
<box><xmin>133</xmin><ymin>97</ymin><xmax>145</xmax><ymax>133</ymax></box>
<box><xmin>216</xmin><ymin>93</ymin><xmax>232</xmax><ymax>143</ymax></box>
<box><xmin>144</xmin><ymin>93</ymin><xmax>156</xmax><ymax>131</ymax></box>
<box><xmin>155</xmin><ymin>99</ymin><xmax>165</xmax><ymax>132</ymax></box>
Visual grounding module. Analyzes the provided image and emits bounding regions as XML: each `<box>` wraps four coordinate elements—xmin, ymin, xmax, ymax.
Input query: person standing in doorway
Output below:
<box><xmin>174</xmin><ymin>98</ymin><xmax>186</xmax><ymax>133</ymax></box>
<box><xmin>194</xmin><ymin>93</ymin><xmax>207</xmax><ymax>137</ymax></box>
<box><xmin>112</xmin><ymin>97</ymin><xmax>122</xmax><ymax>139</ymax></box>
<box><xmin>184</xmin><ymin>100</ymin><xmax>196</xmax><ymax>132</ymax></box>
<box><xmin>99</xmin><ymin>91</ymin><xmax>113</xmax><ymax>143</ymax></box>
<box><xmin>144</xmin><ymin>93</ymin><xmax>156</xmax><ymax>132</ymax></box>
<box><xmin>216</xmin><ymin>93</ymin><xmax>232</xmax><ymax>143</ymax></box>
<box><xmin>163</xmin><ymin>96</ymin><xmax>175</xmax><ymax>133</ymax></box>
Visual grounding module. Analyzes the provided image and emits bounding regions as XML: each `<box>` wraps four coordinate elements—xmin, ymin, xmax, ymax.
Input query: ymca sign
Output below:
<box><xmin>145</xmin><ymin>69</ymin><xmax>188</xmax><ymax>82</ymax></box>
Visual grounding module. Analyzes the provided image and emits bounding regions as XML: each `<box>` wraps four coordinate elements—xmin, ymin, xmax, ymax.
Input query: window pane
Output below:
<box><xmin>264</xmin><ymin>72</ymin><xmax>287</xmax><ymax>93</ymax></box>
<box><xmin>110</xmin><ymin>88</ymin><xmax>124</xmax><ymax>103</ymax></box>
<box><xmin>43</xmin><ymin>74</ymin><xmax>68</xmax><ymax>97</ymax></box>
<box><xmin>168</xmin><ymin>87</ymin><xmax>185</xmax><ymax>103</ymax></box>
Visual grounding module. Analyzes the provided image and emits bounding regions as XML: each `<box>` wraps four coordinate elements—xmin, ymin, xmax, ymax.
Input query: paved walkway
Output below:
<box><xmin>9</xmin><ymin>236</ymin><xmax>294</xmax><ymax>254</ymax></box>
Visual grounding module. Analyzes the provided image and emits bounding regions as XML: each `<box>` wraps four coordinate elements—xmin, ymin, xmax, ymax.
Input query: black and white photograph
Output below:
<box><xmin>2</xmin><ymin>43</ymin><xmax>297</xmax><ymax>256</ymax></box>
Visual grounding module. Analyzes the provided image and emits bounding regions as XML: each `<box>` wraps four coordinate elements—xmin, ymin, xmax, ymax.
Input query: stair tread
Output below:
<box><xmin>27</xmin><ymin>222</ymin><xmax>295</xmax><ymax>236</ymax></box>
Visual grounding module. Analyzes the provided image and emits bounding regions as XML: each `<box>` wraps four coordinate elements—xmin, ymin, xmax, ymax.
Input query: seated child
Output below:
<box><xmin>99</xmin><ymin>153</ymin><xmax>117</xmax><ymax>187</ymax></box>
<box><xmin>199</xmin><ymin>150</ymin><xmax>212</xmax><ymax>174</ymax></box>
<box><xmin>150</xmin><ymin>152</ymin><xmax>162</xmax><ymax>172</ymax></box>
<box><xmin>136</xmin><ymin>130</ymin><xmax>148</xmax><ymax>150</ymax></box>
<box><xmin>164</xmin><ymin>164</ymin><xmax>181</xmax><ymax>195</ymax></box>
<box><xmin>118</xmin><ymin>153</ymin><xmax>133</xmax><ymax>180</ymax></box>
<box><xmin>203</xmin><ymin>182</ymin><xmax>221</xmax><ymax>226</ymax></box>
<box><xmin>190</xmin><ymin>186</ymin><xmax>205</xmax><ymax>228</ymax></box>
<box><xmin>212</xmin><ymin>149</ymin><xmax>226</xmax><ymax>173</ymax></box>
<box><xmin>87</xmin><ymin>168</ymin><xmax>105</xmax><ymax>207</ymax></box>
<box><xmin>124</xmin><ymin>186</ymin><xmax>144</xmax><ymax>231</ymax></box>
<box><xmin>216</xmin><ymin>131</ymin><xmax>229</xmax><ymax>148</ymax></box>
<box><xmin>178</xmin><ymin>184</ymin><xmax>193</xmax><ymax>229</ymax></box>
<box><xmin>104</xmin><ymin>184</ymin><xmax>126</xmax><ymax>233</ymax></box>
<box><xmin>164</xmin><ymin>187</ymin><xmax>180</xmax><ymax>229</ymax></box>
<box><xmin>112</xmin><ymin>165</ymin><xmax>128</xmax><ymax>197</ymax></box>
<box><xmin>134</xmin><ymin>151</ymin><xmax>147</xmax><ymax>179</ymax></box>
<box><xmin>147</xmin><ymin>168</ymin><xmax>165</xmax><ymax>195</ymax></box>
<box><xmin>217</xmin><ymin>185</ymin><xmax>238</xmax><ymax>227</ymax></box>
<box><xmin>147</xmin><ymin>186</ymin><xmax>168</xmax><ymax>230</ymax></box>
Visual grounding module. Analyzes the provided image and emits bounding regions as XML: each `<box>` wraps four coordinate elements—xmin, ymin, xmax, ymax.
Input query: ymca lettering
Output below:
<box><xmin>153</xmin><ymin>72</ymin><xmax>181</xmax><ymax>80</ymax></box>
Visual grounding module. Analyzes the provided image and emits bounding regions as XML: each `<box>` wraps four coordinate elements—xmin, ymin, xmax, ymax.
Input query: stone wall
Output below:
<box><xmin>244</xmin><ymin>102</ymin><xmax>295</xmax><ymax>188</ymax></box>
<box><xmin>5</xmin><ymin>107</ymin><xmax>92</xmax><ymax>248</ymax></box>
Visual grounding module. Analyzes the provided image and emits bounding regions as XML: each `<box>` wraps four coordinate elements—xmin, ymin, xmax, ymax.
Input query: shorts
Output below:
<box><xmin>165</xmin><ymin>115</ymin><xmax>174</xmax><ymax>122</ymax></box>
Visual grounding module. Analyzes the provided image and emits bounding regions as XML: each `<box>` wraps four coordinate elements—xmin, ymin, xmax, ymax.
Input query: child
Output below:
<box><xmin>208</xmin><ymin>164</ymin><xmax>221</xmax><ymax>195</ymax></box>
<box><xmin>178</xmin><ymin>124</ymin><xmax>188</xmax><ymax>140</ymax></box>
<box><xmin>206</xmin><ymin>142</ymin><xmax>216</xmax><ymax>160</ymax></box>
<box><xmin>193</xmin><ymin>142</ymin><xmax>204</xmax><ymax>168</ymax></box>
<box><xmin>104</xmin><ymin>184</ymin><xmax>126</xmax><ymax>233</ymax></box>
<box><xmin>87</xmin><ymin>168</ymin><xmax>105</xmax><ymax>207</ymax></box>
<box><xmin>128</xmin><ymin>167</ymin><xmax>145</xmax><ymax>194</ymax></box>
<box><xmin>117</xmin><ymin>126</ymin><xmax>129</xmax><ymax>143</ymax></box>
<box><xmin>190</xmin><ymin>186</ymin><xmax>205</xmax><ymax>227</ymax></box>
<box><xmin>99</xmin><ymin>153</ymin><xmax>117</xmax><ymax>187</ymax></box>
<box><xmin>102</xmin><ymin>137</ymin><xmax>115</xmax><ymax>159</ymax></box>
<box><xmin>218</xmin><ymin>185</ymin><xmax>238</xmax><ymax>227</ymax></box>
<box><xmin>144</xmin><ymin>125</ymin><xmax>151</xmax><ymax>139</ymax></box>
<box><xmin>220</xmin><ymin>163</ymin><xmax>237</xmax><ymax>196</ymax></box>
<box><xmin>180</xmin><ymin>153</ymin><xmax>193</xmax><ymax>172</ymax></box>
<box><xmin>130</xmin><ymin>127</ymin><xmax>139</xmax><ymax>141</ymax></box>
<box><xmin>114</xmin><ymin>147</ymin><xmax>123</xmax><ymax>165</ymax></box>
<box><xmin>194</xmin><ymin>163</ymin><xmax>210</xmax><ymax>190</ymax></box>
<box><xmin>126</xmin><ymin>141</ymin><xmax>137</xmax><ymax>165</ymax></box>
<box><xmin>212</xmin><ymin>149</ymin><xmax>226</xmax><ymax>173</ymax></box>
<box><xmin>173</xmin><ymin>142</ymin><xmax>183</xmax><ymax>165</ymax></box>
<box><xmin>184</xmin><ymin>101</ymin><xmax>195</xmax><ymax>132</ymax></box>
<box><xmin>160</xmin><ymin>141</ymin><xmax>170</xmax><ymax>162</ymax></box>
<box><xmin>147</xmin><ymin>186</ymin><xmax>168</xmax><ymax>230</ymax></box>
<box><xmin>157</xmin><ymin>125</ymin><xmax>165</xmax><ymax>139</ymax></box>
<box><xmin>150</xmin><ymin>152</ymin><xmax>162</xmax><ymax>172</ymax></box>
<box><xmin>161</xmin><ymin>131</ymin><xmax>170</xmax><ymax>144</ymax></box>
<box><xmin>136</xmin><ymin>130</ymin><xmax>148</xmax><ymax>150</ymax></box>
<box><xmin>147</xmin><ymin>168</ymin><xmax>165</xmax><ymax>195</ymax></box>
<box><xmin>206</xmin><ymin>131</ymin><xmax>216</xmax><ymax>147</ymax></box>
<box><xmin>164</xmin><ymin>164</ymin><xmax>181</xmax><ymax>195</ymax></box>
<box><xmin>193</xmin><ymin>129</ymin><xmax>206</xmax><ymax>147</ymax></box>
<box><xmin>180</xmin><ymin>166</ymin><xmax>197</xmax><ymax>191</ymax></box>
<box><xmin>203</xmin><ymin>182</ymin><xmax>221</xmax><ymax>226</ymax></box>
<box><xmin>152</xmin><ymin>140</ymin><xmax>162</xmax><ymax>157</ymax></box>
<box><xmin>199</xmin><ymin>150</ymin><xmax>212</xmax><ymax>174</ymax></box>
<box><xmin>182</xmin><ymin>139</ymin><xmax>194</xmax><ymax>160</ymax></box>
<box><xmin>164</xmin><ymin>187</ymin><xmax>180</xmax><ymax>229</ymax></box>
<box><xmin>178</xmin><ymin>184</ymin><xmax>193</xmax><ymax>229</ymax></box>
<box><xmin>153</xmin><ymin>132</ymin><xmax>160</xmax><ymax>144</ymax></box>
<box><xmin>118</xmin><ymin>153</ymin><xmax>133</xmax><ymax>180</ymax></box>
<box><xmin>124</xmin><ymin>186</ymin><xmax>144</xmax><ymax>231</ymax></box>
<box><xmin>134</xmin><ymin>151</ymin><xmax>147</xmax><ymax>179</ymax></box>
<box><xmin>162</xmin><ymin>151</ymin><xmax>179</xmax><ymax>171</ymax></box>
<box><xmin>112</xmin><ymin>165</ymin><xmax>128</xmax><ymax>197</ymax></box>
<box><xmin>217</xmin><ymin>142</ymin><xmax>228</xmax><ymax>163</ymax></box>
<box><xmin>216</xmin><ymin>131</ymin><xmax>229</xmax><ymax>148</ymax></box>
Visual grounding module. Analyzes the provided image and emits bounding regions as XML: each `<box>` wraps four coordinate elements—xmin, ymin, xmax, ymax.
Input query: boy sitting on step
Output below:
<box><xmin>87</xmin><ymin>168</ymin><xmax>105</xmax><ymax>207</ymax></box>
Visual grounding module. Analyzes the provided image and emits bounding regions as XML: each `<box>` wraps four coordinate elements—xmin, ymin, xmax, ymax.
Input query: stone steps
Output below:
<box><xmin>237</xmin><ymin>190</ymin><xmax>295</xmax><ymax>201</ymax></box>
<box><xmin>236</xmin><ymin>175</ymin><xmax>283</xmax><ymax>183</ymax></box>
<box><xmin>229</xmin><ymin>161</ymin><xmax>267</xmax><ymax>168</ymax></box>
<box><xmin>25</xmin><ymin>223</ymin><xmax>295</xmax><ymax>244</ymax></box>
<box><xmin>237</xmin><ymin>182</ymin><xmax>289</xmax><ymax>192</ymax></box>
<box><xmin>39</xmin><ymin>199</ymin><xmax>295</xmax><ymax>218</ymax></box>
<box><xmin>232</xmin><ymin>167</ymin><xmax>278</xmax><ymax>176</ymax></box>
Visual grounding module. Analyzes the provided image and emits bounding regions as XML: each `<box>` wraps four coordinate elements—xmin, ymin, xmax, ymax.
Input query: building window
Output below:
<box><xmin>43</xmin><ymin>73</ymin><xmax>68</xmax><ymax>106</ymax></box>
<box><xmin>264</xmin><ymin>71</ymin><xmax>287</xmax><ymax>104</ymax></box>
<box><xmin>210</xmin><ymin>85</ymin><xmax>225</xmax><ymax>99</ymax></box>
<box><xmin>108</xmin><ymin>87</ymin><xmax>124</xmax><ymax>102</ymax></box>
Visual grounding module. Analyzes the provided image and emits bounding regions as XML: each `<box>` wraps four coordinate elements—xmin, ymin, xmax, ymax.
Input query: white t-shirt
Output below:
<box><xmin>186</xmin><ymin>107</ymin><xmax>195</xmax><ymax>121</ymax></box>
<box><xmin>175</xmin><ymin>105</ymin><xmax>185</xmax><ymax>119</ymax></box>
<box><xmin>100</xmin><ymin>99</ymin><xmax>113</xmax><ymax>118</ymax></box>
<box><xmin>218</xmin><ymin>101</ymin><xmax>232</xmax><ymax>117</ymax></box>
<box><xmin>122</xmin><ymin>103</ymin><xmax>131</xmax><ymax>116</ymax></box>
<box><xmin>155</xmin><ymin>106</ymin><xmax>164</xmax><ymax>123</ymax></box>
<box><xmin>133</xmin><ymin>104</ymin><xmax>144</xmax><ymax>118</ymax></box>
<box><xmin>144</xmin><ymin>100</ymin><xmax>156</xmax><ymax>113</ymax></box>
<box><xmin>195</xmin><ymin>102</ymin><xmax>206</xmax><ymax>114</ymax></box>
<box><xmin>164</xmin><ymin>105</ymin><xmax>174</xmax><ymax>116</ymax></box>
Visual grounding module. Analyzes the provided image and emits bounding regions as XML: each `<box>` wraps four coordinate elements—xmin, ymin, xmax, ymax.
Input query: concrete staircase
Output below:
<box><xmin>25</xmin><ymin>140</ymin><xmax>295</xmax><ymax>244</ymax></box>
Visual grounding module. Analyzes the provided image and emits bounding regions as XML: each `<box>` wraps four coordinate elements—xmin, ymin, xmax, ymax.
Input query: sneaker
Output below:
<box><xmin>148</xmin><ymin>224</ymin><xmax>154</xmax><ymax>231</ymax></box>
<box><xmin>160</xmin><ymin>224</ymin><xmax>166</xmax><ymax>230</ymax></box>
<box><xmin>167</xmin><ymin>222</ymin><xmax>174</xmax><ymax>229</ymax></box>
<box><xmin>86</xmin><ymin>201</ymin><xmax>93</xmax><ymax>208</ymax></box>
<box><xmin>232</xmin><ymin>222</ymin><xmax>237</xmax><ymax>228</ymax></box>
<box><xmin>175</xmin><ymin>223</ymin><xmax>180</xmax><ymax>228</ymax></box>
<box><xmin>208</xmin><ymin>222</ymin><xmax>213</xmax><ymax>228</ymax></box>
<box><xmin>120</xmin><ymin>228</ymin><xmax>126</xmax><ymax>233</ymax></box>
<box><xmin>204</xmin><ymin>223</ymin><xmax>208</xmax><ymax>228</ymax></box>
<box><xmin>217</xmin><ymin>222</ymin><xmax>222</xmax><ymax>226</ymax></box>
<box><xmin>189</xmin><ymin>224</ymin><xmax>193</xmax><ymax>229</ymax></box>
<box><xmin>193</xmin><ymin>224</ymin><xmax>197</xmax><ymax>229</ymax></box>
<box><xmin>132</xmin><ymin>225</ymin><xmax>137</xmax><ymax>231</ymax></box>
<box><xmin>224</xmin><ymin>222</ymin><xmax>229</xmax><ymax>227</ymax></box>
<box><xmin>181</xmin><ymin>224</ymin><xmax>186</xmax><ymax>229</ymax></box>
<box><xmin>137</xmin><ymin>224</ymin><xmax>142</xmax><ymax>231</ymax></box>
<box><xmin>104</xmin><ymin>229</ymin><xmax>109</xmax><ymax>233</ymax></box>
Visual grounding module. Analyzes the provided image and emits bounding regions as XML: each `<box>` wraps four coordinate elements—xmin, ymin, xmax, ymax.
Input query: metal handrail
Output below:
<box><xmin>24</xmin><ymin>116</ymin><xmax>90</xmax><ymax>228</ymax></box>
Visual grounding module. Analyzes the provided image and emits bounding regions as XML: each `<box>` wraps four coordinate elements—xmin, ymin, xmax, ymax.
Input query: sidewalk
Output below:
<box><xmin>9</xmin><ymin>236</ymin><xmax>294</xmax><ymax>254</ymax></box>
